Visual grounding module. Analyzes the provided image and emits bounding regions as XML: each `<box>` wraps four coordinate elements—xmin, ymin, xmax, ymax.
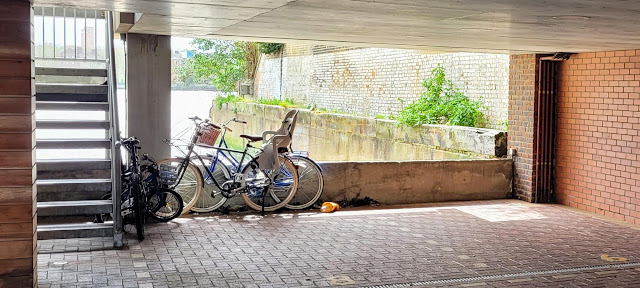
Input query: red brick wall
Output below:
<box><xmin>556</xmin><ymin>50</ymin><xmax>640</xmax><ymax>225</ymax></box>
<box><xmin>509</xmin><ymin>54</ymin><xmax>538</xmax><ymax>202</ymax></box>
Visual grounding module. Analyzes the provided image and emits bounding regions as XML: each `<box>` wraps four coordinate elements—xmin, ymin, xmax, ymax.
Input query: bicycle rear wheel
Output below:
<box><xmin>191</xmin><ymin>156</ymin><xmax>230</xmax><ymax>213</ymax></box>
<box><xmin>148</xmin><ymin>188</ymin><xmax>183</xmax><ymax>222</ymax></box>
<box><xmin>158</xmin><ymin>158</ymin><xmax>203</xmax><ymax>215</ymax></box>
<box><xmin>280</xmin><ymin>155</ymin><xmax>324</xmax><ymax>210</ymax></box>
<box><xmin>240</xmin><ymin>155</ymin><xmax>298</xmax><ymax>212</ymax></box>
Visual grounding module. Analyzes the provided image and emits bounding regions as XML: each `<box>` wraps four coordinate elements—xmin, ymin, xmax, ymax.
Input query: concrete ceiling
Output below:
<box><xmin>34</xmin><ymin>0</ymin><xmax>640</xmax><ymax>54</ymax></box>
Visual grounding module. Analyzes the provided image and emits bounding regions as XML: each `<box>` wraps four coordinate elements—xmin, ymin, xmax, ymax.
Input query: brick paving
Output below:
<box><xmin>38</xmin><ymin>200</ymin><xmax>640</xmax><ymax>287</ymax></box>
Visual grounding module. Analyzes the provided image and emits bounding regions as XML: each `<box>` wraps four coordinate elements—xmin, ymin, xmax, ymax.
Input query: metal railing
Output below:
<box><xmin>105</xmin><ymin>11</ymin><xmax>124</xmax><ymax>247</ymax></box>
<box><xmin>34</xmin><ymin>7</ymin><xmax>106</xmax><ymax>60</ymax></box>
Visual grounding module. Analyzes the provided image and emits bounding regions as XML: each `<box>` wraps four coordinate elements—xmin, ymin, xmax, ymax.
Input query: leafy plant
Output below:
<box><xmin>257</xmin><ymin>43</ymin><xmax>284</xmax><ymax>54</ymax></box>
<box><xmin>397</xmin><ymin>65</ymin><xmax>484</xmax><ymax>127</ymax></box>
<box><xmin>214</xmin><ymin>94</ymin><xmax>249</xmax><ymax>110</ymax></box>
<box><xmin>375</xmin><ymin>114</ymin><xmax>386</xmax><ymax>119</ymax></box>
<box><xmin>257</xmin><ymin>98</ymin><xmax>299</xmax><ymax>108</ymax></box>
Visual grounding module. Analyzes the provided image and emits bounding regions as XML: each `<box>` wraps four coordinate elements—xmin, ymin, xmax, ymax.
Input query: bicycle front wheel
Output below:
<box><xmin>281</xmin><ymin>155</ymin><xmax>324</xmax><ymax>210</ymax></box>
<box><xmin>148</xmin><ymin>188</ymin><xmax>183</xmax><ymax>222</ymax></box>
<box><xmin>158</xmin><ymin>158</ymin><xmax>203</xmax><ymax>215</ymax></box>
<box><xmin>241</xmin><ymin>155</ymin><xmax>298</xmax><ymax>212</ymax></box>
<box><xmin>191</xmin><ymin>156</ymin><xmax>230</xmax><ymax>213</ymax></box>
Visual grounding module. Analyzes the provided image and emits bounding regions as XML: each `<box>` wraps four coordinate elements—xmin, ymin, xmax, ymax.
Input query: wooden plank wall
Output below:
<box><xmin>0</xmin><ymin>0</ymin><xmax>37</xmax><ymax>287</ymax></box>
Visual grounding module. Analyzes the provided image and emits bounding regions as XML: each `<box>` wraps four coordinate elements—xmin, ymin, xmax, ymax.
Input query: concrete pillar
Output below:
<box><xmin>508</xmin><ymin>54</ymin><xmax>539</xmax><ymax>202</ymax></box>
<box><xmin>126</xmin><ymin>34</ymin><xmax>171</xmax><ymax>159</ymax></box>
<box><xmin>0</xmin><ymin>0</ymin><xmax>37</xmax><ymax>287</ymax></box>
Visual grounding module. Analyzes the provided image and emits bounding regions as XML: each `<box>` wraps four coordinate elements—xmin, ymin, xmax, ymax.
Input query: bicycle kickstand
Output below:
<box><xmin>261</xmin><ymin>186</ymin><xmax>266</xmax><ymax>217</ymax></box>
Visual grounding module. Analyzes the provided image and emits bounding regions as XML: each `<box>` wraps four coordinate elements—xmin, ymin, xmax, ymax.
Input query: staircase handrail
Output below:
<box><xmin>105</xmin><ymin>11</ymin><xmax>123</xmax><ymax>247</ymax></box>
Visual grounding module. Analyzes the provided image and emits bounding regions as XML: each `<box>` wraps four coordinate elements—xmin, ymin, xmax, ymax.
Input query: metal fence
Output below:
<box><xmin>34</xmin><ymin>7</ymin><xmax>107</xmax><ymax>60</ymax></box>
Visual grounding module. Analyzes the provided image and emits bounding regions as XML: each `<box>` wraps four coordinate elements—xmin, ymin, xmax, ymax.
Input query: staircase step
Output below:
<box><xmin>37</xmin><ymin>159</ymin><xmax>111</xmax><ymax>171</ymax></box>
<box><xmin>38</xmin><ymin>200</ymin><xmax>112</xmax><ymax>216</ymax></box>
<box><xmin>36</xmin><ymin>67</ymin><xmax>108</xmax><ymax>77</ymax></box>
<box><xmin>36</xmin><ymin>93</ymin><xmax>108</xmax><ymax>102</ymax></box>
<box><xmin>37</xmin><ymin>159</ymin><xmax>111</xmax><ymax>180</ymax></box>
<box><xmin>38</xmin><ymin>223</ymin><xmax>113</xmax><ymax>240</ymax></box>
<box><xmin>36</xmin><ymin>84</ymin><xmax>108</xmax><ymax>94</ymax></box>
<box><xmin>37</xmin><ymin>120</ymin><xmax>110</xmax><ymax>129</ymax></box>
<box><xmin>37</xmin><ymin>139</ymin><xmax>111</xmax><ymax>149</ymax></box>
<box><xmin>37</xmin><ymin>179</ymin><xmax>111</xmax><ymax>201</ymax></box>
<box><xmin>36</xmin><ymin>101</ymin><xmax>109</xmax><ymax>111</ymax></box>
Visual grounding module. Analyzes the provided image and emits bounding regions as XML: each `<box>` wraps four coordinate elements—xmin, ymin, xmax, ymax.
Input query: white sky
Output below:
<box><xmin>171</xmin><ymin>37</ymin><xmax>195</xmax><ymax>51</ymax></box>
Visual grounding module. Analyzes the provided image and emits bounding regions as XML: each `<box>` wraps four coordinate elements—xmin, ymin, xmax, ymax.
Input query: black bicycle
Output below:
<box><xmin>141</xmin><ymin>154</ymin><xmax>184</xmax><ymax>222</ymax></box>
<box><xmin>96</xmin><ymin>138</ymin><xmax>183</xmax><ymax>241</ymax></box>
<box><xmin>120</xmin><ymin>137</ymin><xmax>146</xmax><ymax>241</ymax></box>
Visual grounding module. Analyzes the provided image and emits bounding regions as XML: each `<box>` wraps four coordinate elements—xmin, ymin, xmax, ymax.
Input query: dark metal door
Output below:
<box><xmin>534</xmin><ymin>59</ymin><xmax>559</xmax><ymax>203</ymax></box>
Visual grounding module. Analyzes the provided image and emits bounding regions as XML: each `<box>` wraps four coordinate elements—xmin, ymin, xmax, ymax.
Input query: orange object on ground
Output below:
<box><xmin>321</xmin><ymin>202</ymin><xmax>340</xmax><ymax>213</ymax></box>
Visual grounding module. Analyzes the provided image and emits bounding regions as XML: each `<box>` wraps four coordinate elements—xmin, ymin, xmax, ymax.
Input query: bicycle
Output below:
<box><xmin>141</xmin><ymin>155</ymin><xmax>184</xmax><ymax>221</ymax></box>
<box><xmin>159</xmin><ymin>113</ymin><xmax>300</xmax><ymax>213</ymax></box>
<box><xmin>120</xmin><ymin>137</ymin><xmax>146</xmax><ymax>241</ymax></box>
<box><xmin>96</xmin><ymin>138</ymin><xmax>183</xmax><ymax>240</ymax></box>
<box><xmin>191</xmin><ymin>118</ymin><xmax>324</xmax><ymax>212</ymax></box>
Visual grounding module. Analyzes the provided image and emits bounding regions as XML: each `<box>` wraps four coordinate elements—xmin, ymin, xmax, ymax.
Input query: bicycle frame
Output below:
<box><xmin>205</xmin><ymin>130</ymin><xmax>302</xmax><ymax>189</ymax></box>
<box><xmin>171</xmin><ymin>121</ymin><xmax>266</xmax><ymax>196</ymax></box>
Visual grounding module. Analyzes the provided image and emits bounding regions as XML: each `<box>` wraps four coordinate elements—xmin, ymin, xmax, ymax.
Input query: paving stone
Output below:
<box><xmin>37</xmin><ymin>200</ymin><xmax>640</xmax><ymax>287</ymax></box>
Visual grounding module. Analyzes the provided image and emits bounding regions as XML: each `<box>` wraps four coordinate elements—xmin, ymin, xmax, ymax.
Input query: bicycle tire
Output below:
<box><xmin>148</xmin><ymin>188</ymin><xmax>183</xmax><ymax>222</ymax></box>
<box><xmin>280</xmin><ymin>155</ymin><xmax>324</xmax><ymax>210</ymax></box>
<box><xmin>240</xmin><ymin>155</ymin><xmax>298</xmax><ymax>212</ymax></box>
<box><xmin>190</xmin><ymin>155</ymin><xmax>230</xmax><ymax>213</ymax></box>
<box><xmin>132</xmin><ymin>175</ymin><xmax>145</xmax><ymax>241</ymax></box>
<box><xmin>158</xmin><ymin>158</ymin><xmax>203</xmax><ymax>215</ymax></box>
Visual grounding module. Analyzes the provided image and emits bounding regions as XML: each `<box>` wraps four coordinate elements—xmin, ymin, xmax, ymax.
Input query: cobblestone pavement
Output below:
<box><xmin>38</xmin><ymin>200</ymin><xmax>640</xmax><ymax>287</ymax></box>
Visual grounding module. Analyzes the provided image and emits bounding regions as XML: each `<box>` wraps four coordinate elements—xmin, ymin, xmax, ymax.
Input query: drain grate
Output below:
<box><xmin>363</xmin><ymin>262</ymin><xmax>640</xmax><ymax>288</ymax></box>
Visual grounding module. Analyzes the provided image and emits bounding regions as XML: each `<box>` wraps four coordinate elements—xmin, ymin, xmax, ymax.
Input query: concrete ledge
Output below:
<box><xmin>318</xmin><ymin>159</ymin><xmax>512</xmax><ymax>204</ymax></box>
<box><xmin>216</xmin><ymin>102</ymin><xmax>507</xmax><ymax>159</ymax></box>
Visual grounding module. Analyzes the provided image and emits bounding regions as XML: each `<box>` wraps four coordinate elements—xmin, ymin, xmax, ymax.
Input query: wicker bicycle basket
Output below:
<box><xmin>196</xmin><ymin>126</ymin><xmax>221</xmax><ymax>147</ymax></box>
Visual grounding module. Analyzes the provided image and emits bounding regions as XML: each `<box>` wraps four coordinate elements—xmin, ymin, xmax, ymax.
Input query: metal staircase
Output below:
<box><xmin>34</xmin><ymin>9</ymin><xmax>123</xmax><ymax>246</ymax></box>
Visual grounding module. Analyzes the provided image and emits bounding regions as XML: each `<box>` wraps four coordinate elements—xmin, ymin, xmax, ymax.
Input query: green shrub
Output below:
<box><xmin>214</xmin><ymin>94</ymin><xmax>248</xmax><ymax>110</ymax></box>
<box><xmin>257</xmin><ymin>43</ymin><xmax>284</xmax><ymax>54</ymax></box>
<box><xmin>397</xmin><ymin>65</ymin><xmax>484</xmax><ymax>127</ymax></box>
<box><xmin>257</xmin><ymin>98</ymin><xmax>299</xmax><ymax>108</ymax></box>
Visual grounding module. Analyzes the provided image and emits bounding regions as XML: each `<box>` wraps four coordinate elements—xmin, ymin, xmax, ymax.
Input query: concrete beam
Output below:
<box><xmin>126</xmin><ymin>33</ymin><xmax>171</xmax><ymax>159</ymax></box>
<box><xmin>114</xmin><ymin>12</ymin><xmax>135</xmax><ymax>34</ymax></box>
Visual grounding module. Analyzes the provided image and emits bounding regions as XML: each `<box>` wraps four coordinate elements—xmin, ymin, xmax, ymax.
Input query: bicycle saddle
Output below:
<box><xmin>240</xmin><ymin>134</ymin><xmax>263</xmax><ymax>142</ymax></box>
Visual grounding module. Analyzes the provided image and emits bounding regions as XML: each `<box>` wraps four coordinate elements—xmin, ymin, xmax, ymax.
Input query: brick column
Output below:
<box><xmin>0</xmin><ymin>0</ymin><xmax>37</xmax><ymax>286</ymax></box>
<box><xmin>508</xmin><ymin>54</ymin><xmax>538</xmax><ymax>202</ymax></box>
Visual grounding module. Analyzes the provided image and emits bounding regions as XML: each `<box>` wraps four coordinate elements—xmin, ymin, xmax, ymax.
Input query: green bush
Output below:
<box><xmin>257</xmin><ymin>98</ymin><xmax>299</xmax><ymax>108</ymax></box>
<box><xmin>397</xmin><ymin>65</ymin><xmax>484</xmax><ymax>127</ymax></box>
<box><xmin>257</xmin><ymin>43</ymin><xmax>284</xmax><ymax>54</ymax></box>
<box><xmin>214</xmin><ymin>94</ymin><xmax>249</xmax><ymax>110</ymax></box>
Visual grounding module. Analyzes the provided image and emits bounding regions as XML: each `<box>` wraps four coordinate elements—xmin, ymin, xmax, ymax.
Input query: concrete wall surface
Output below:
<box><xmin>255</xmin><ymin>44</ymin><xmax>509</xmax><ymax>129</ymax></box>
<box><xmin>126</xmin><ymin>33</ymin><xmax>171</xmax><ymax>159</ymax></box>
<box><xmin>318</xmin><ymin>159</ymin><xmax>512</xmax><ymax>204</ymax></box>
<box><xmin>212</xmin><ymin>102</ymin><xmax>507</xmax><ymax>160</ymax></box>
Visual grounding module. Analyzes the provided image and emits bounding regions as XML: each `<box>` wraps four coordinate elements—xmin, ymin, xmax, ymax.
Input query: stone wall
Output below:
<box><xmin>211</xmin><ymin>102</ymin><xmax>507</xmax><ymax>161</ymax></box>
<box><xmin>254</xmin><ymin>44</ymin><xmax>509</xmax><ymax>129</ymax></box>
